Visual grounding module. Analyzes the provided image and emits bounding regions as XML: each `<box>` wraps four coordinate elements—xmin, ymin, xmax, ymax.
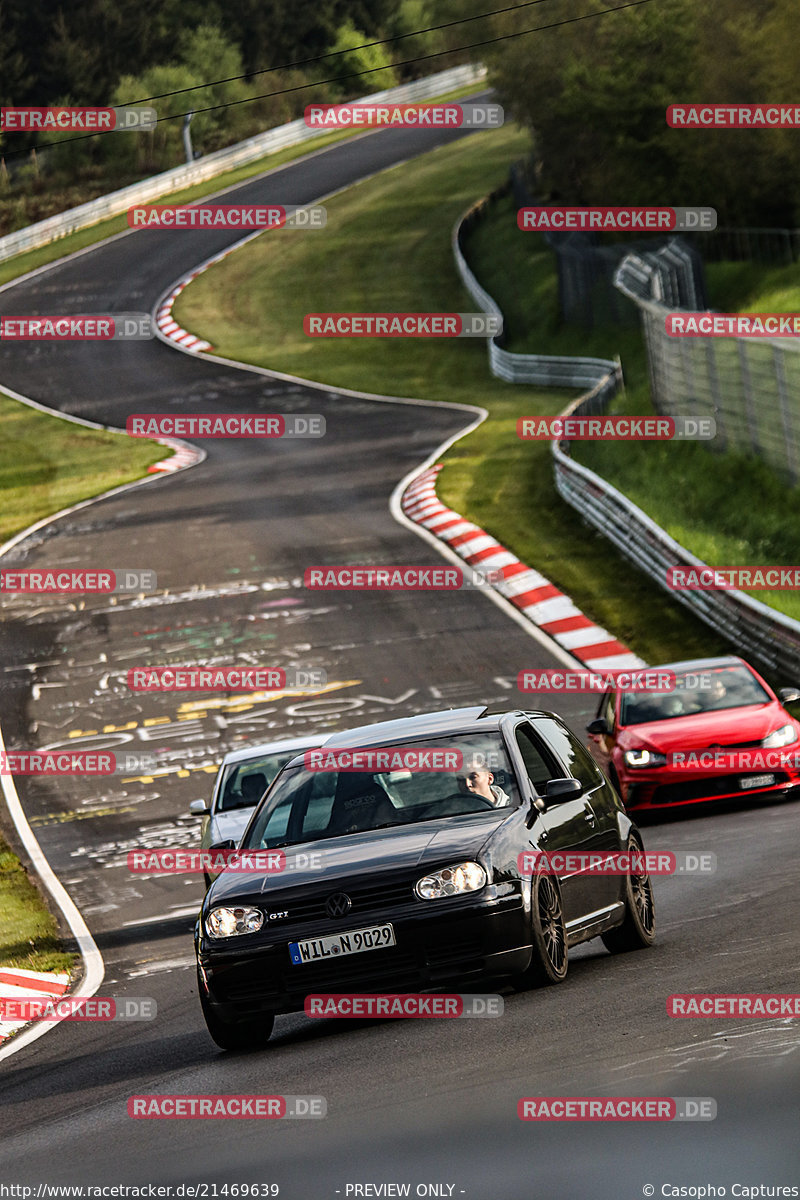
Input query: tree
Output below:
<box><xmin>326</xmin><ymin>20</ymin><xmax>398</xmax><ymax>97</ymax></box>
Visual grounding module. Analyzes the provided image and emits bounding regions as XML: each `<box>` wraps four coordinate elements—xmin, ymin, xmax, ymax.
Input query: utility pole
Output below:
<box><xmin>182</xmin><ymin>112</ymin><xmax>196</xmax><ymax>163</ymax></box>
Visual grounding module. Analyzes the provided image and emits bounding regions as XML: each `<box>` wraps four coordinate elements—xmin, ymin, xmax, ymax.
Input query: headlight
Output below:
<box><xmin>205</xmin><ymin>906</ymin><xmax>264</xmax><ymax>938</ymax></box>
<box><xmin>623</xmin><ymin>749</ymin><xmax>667</xmax><ymax>769</ymax></box>
<box><xmin>762</xmin><ymin>723</ymin><xmax>798</xmax><ymax>749</ymax></box>
<box><xmin>415</xmin><ymin>861</ymin><xmax>486</xmax><ymax>900</ymax></box>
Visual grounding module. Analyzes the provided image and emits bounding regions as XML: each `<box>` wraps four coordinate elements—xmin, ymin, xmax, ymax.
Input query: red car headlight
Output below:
<box><xmin>761</xmin><ymin>723</ymin><xmax>798</xmax><ymax>749</ymax></box>
<box><xmin>623</xmin><ymin>749</ymin><xmax>667</xmax><ymax>769</ymax></box>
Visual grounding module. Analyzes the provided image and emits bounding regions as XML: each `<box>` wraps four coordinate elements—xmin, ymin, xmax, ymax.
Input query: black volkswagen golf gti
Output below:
<box><xmin>196</xmin><ymin>706</ymin><xmax>655</xmax><ymax>1048</ymax></box>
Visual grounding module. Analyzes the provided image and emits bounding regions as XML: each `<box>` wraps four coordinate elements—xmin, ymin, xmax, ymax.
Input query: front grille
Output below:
<box><xmin>270</xmin><ymin>877</ymin><xmax>417</xmax><ymax>925</ymax></box>
<box><xmin>696</xmin><ymin>739</ymin><xmax>764</xmax><ymax>752</ymax></box>
<box><xmin>652</xmin><ymin>772</ymin><xmax>790</xmax><ymax>805</ymax></box>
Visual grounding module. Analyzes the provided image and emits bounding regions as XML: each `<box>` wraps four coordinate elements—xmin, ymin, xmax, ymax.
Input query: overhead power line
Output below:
<box><xmin>3</xmin><ymin>0</ymin><xmax>659</xmax><ymax>157</ymax></box>
<box><xmin>123</xmin><ymin>0</ymin><xmax>563</xmax><ymax>106</ymax></box>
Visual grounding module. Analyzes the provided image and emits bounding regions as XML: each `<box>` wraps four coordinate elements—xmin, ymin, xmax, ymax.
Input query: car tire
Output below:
<box><xmin>601</xmin><ymin>834</ymin><xmax>656</xmax><ymax>954</ymax></box>
<box><xmin>198</xmin><ymin>973</ymin><xmax>275</xmax><ymax>1051</ymax></box>
<box><xmin>517</xmin><ymin>873</ymin><xmax>569</xmax><ymax>987</ymax></box>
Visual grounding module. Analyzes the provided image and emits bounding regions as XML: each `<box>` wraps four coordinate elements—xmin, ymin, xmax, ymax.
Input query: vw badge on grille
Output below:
<box><xmin>325</xmin><ymin>892</ymin><xmax>352</xmax><ymax>918</ymax></box>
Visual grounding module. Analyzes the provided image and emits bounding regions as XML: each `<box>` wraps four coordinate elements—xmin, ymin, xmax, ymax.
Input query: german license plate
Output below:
<box><xmin>739</xmin><ymin>774</ymin><xmax>775</xmax><ymax>790</ymax></box>
<box><xmin>289</xmin><ymin>923</ymin><xmax>395</xmax><ymax>966</ymax></box>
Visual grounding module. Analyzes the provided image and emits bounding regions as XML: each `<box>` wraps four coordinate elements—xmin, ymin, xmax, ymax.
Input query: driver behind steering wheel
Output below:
<box><xmin>458</xmin><ymin>756</ymin><xmax>510</xmax><ymax>807</ymax></box>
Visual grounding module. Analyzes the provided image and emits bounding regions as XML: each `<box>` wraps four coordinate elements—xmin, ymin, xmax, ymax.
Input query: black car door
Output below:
<box><xmin>531</xmin><ymin>714</ymin><xmax>623</xmax><ymax>913</ymax></box>
<box><xmin>511</xmin><ymin>720</ymin><xmax>607</xmax><ymax>925</ymax></box>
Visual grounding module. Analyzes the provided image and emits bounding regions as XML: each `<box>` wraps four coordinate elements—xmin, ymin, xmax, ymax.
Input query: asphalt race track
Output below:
<box><xmin>0</xmin><ymin>116</ymin><xmax>798</xmax><ymax>1198</ymax></box>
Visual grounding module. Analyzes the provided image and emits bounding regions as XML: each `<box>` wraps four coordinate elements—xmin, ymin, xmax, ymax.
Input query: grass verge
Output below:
<box><xmin>174</xmin><ymin>125</ymin><xmax>730</xmax><ymax>665</ymax></box>
<box><xmin>0</xmin><ymin>392</ymin><xmax>165</xmax><ymax>545</ymax></box>
<box><xmin>0</xmin><ymin>834</ymin><xmax>75</xmax><ymax>974</ymax></box>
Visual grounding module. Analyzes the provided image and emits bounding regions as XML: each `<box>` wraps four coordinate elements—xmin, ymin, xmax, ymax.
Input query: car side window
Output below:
<box><xmin>534</xmin><ymin>716</ymin><xmax>605</xmax><ymax>791</ymax></box>
<box><xmin>514</xmin><ymin>724</ymin><xmax>560</xmax><ymax>793</ymax></box>
<box><xmin>257</xmin><ymin>793</ymin><xmax>294</xmax><ymax>847</ymax></box>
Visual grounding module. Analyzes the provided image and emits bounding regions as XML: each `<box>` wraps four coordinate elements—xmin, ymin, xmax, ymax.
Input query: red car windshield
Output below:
<box><xmin>619</xmin><ymin>665</ymin><xmax>771</xmax><ymax>726</ymax></box>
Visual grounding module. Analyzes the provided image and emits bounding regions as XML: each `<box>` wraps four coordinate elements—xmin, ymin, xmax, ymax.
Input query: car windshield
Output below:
<box><xmin>241</xmin><ymin>733</ymin><xmax>519</xmax><ymax>849</ymax></box>
<box><xmin>619</xmin><ymin>665</ymin><xmax>771</xmax><ymax>725</ymax></box>
<box><xmin>216</xmin><ymin>750</ymin><xmax>310</xmax><ymax>812</ymax></box>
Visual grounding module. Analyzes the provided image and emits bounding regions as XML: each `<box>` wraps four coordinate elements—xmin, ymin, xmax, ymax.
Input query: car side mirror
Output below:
<box><xmin>544</xmin><ymin>777</ymin><xmax>584</xmax><ymax>801</ymax></box>
<box><xmin>586</xmin><ymin>717</ymin><xmax>609</xmax><ymax>736</ymax></box>
<box><xmin>189</xmin><ymin>799</ymin><xmax>209</xmax><ymax>814</ymax></box>
<box><xmin>209</xmin><ymin>839</ymin><xmax>235</xmax><ymax>852</ymax></box>
<box><xmin>779</xmin><ymin>687</ymin><xmax>800</xmax><ymax>704</ymax></box>
<box><xmin>525</xmin><ymin>777</ymin><xmax>584</xmax><ymax>826</ymax></box>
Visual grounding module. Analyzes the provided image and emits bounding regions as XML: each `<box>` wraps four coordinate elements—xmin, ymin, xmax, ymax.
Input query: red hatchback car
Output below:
<box><xmin>586</xmin><ymin>656</ymin><xmax>800</xmax><ymax>811</ymax></box>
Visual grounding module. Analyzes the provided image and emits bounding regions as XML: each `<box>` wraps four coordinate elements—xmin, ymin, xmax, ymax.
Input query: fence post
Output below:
<box><xmin>736</xmin><ymin>339</ymin><xmax>760</xmax><ymax>456</ymax></box>
<box><xmin>773</xmin><ymin>345</ymin><xmax>799</xmax><ymax>485</ymax></box>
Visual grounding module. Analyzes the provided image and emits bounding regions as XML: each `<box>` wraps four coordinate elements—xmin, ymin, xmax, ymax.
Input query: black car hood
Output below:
<box><xmin>208</xmin><ymin>810</ymin><xmax>511</xmax><ymax>903</ymax></box>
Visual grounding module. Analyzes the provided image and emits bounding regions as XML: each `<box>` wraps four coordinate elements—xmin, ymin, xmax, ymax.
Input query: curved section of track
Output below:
<box><xmin>0</xmin><ymin>116</ymin><xmax>797</xmax><ymax>1197</ymax></box>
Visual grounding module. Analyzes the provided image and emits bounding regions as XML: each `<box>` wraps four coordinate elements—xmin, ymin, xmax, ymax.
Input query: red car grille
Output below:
<box><xmin>647</xmin><ymin>772</ymin><xmax>791</xmax><ymax>805</ymax></box>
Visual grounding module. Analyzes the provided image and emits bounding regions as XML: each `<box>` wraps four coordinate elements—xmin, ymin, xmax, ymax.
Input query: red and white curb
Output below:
<box><xmin>147</xmin><ymin>436</ymin><xmax>204</xmax><ymax>474</ymax></box>
<box><xmin>402</xmin><ymin>465</ymin><xmax>645</xmax><ymax>671</ymax></box>
<box><xmin>0</xmin><ymin>967</ymin><xmax>69</xmax><ymax>1044</ymax></box>
<box><xmin>155</xmin><ymin>273</ymin><xmax>213</xmax><ymax>353</ymax></box>
<box><xmin>154</xmin><ymin>233</ymin><xmax>261</xmax><ymax>356</ymax></box>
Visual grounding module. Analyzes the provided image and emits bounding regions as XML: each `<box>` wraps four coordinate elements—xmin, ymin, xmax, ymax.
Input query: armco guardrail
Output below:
<box><xmin>0</xmin><ymin>64</ymin><xmax>487</xmax><ymax>264</ymax></box>
<box><xmin>615</xmin><ymin>251</ymin><xmax>800</xmax><ymax>484</ymax></box>
<box><xmin>454</xmin><ymin>189</ymin><xmax>800</xmax><ymax>677</ymax></box>
<box><xmin>552</xmin><ymin>431</ymin><xmax>800</xmax><ymax>678</ymax></box>
<box><xmin>453</xmin><ymin>192</ymin><xmax>619</xmax><ymax>390</ymax></box>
